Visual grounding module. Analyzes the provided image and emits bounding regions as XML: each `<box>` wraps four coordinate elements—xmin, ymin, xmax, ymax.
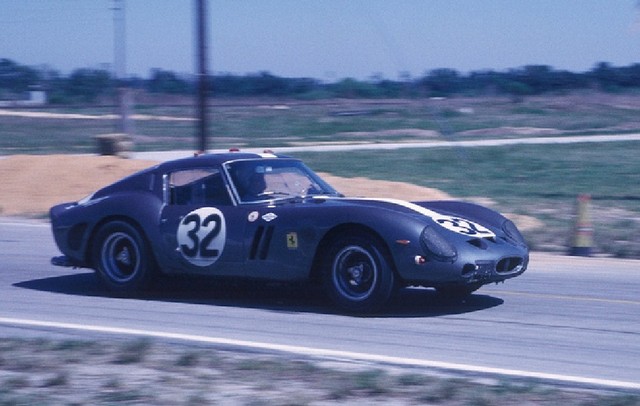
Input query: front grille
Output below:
<box><xmin>496</xmin><ymin>257</ymin><xmax>524</xmax><ymax>274</ymax></box>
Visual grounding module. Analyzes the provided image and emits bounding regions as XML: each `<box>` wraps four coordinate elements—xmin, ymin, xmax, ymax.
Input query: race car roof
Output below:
<box><xmin>156</xmin><ymin>151</ymin><xmax>291</xmax><ymax>172</ymax></box>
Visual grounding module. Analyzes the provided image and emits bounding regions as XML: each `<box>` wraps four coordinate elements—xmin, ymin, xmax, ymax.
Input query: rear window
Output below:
<box><xmin>167</xmin><ymin>169</ymin><xmax>231</xmax><ymax>206</ymax></box>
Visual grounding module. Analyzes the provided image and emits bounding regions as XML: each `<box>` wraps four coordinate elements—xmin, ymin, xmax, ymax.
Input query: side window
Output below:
<box><xmin>168</xmin><ymin>169</ymin><xmax>231</xmax><ymax>206</ymax></box>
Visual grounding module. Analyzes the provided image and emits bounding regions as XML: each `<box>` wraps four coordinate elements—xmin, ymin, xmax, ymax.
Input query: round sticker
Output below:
<box><xmin>433</xmin><ymin>215</ymin><xmax>495</xmax><ymax>238</ymax></box>
<box><xmin>176</xmin><ymin>207</ymin><xmax>226</xmax><ymax>267</ymax></box>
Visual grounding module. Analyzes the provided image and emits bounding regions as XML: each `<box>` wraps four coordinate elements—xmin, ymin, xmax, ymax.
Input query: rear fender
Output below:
<box><xmin>80</xmin><ymin>192</ymin><xmax>163</xmax><ymax>267</ymax></box>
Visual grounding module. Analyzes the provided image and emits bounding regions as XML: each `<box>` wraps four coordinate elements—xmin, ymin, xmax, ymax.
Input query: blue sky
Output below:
<box><xmin>1</xmin><ymin>0</ymin><xmax>639</xmax><ymax>81</ymax></box>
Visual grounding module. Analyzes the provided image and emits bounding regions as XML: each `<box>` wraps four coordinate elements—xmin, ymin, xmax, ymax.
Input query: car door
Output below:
<box><xmin>158</xmin><ymin>168</ymin><xmax>246</xmax><ymax>276</ymax></box>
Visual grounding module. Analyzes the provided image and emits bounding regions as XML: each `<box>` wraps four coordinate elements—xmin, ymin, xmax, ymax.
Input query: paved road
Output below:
<box><xmin>1</xmin><ymin>219</ymin><xmax>638</xmax><ymax>389</ymax></box>
<box><xmin>132</xmin><ymin>133</ymin><xmax>640</xmax><ymax>161</ymax></box>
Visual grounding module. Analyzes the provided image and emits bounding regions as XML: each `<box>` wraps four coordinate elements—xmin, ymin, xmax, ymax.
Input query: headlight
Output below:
<box><xmin>421</xmin><ymin>226</ymin><xmax>457</xmax><ymax>262</ymax></box>
<box><xmin>502</xmin><ymin>220</ymin><xmax>527</xmax><ymax>247</ymax></box>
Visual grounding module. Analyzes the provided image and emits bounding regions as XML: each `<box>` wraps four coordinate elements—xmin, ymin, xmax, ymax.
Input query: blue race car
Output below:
<box><xmin>50</xmin><ymin>151</ymin><xmax>529</xmax><ymax>312</ymax></box>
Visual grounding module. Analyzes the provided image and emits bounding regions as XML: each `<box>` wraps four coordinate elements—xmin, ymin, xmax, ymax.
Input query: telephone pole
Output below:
<box><xmin>113</xmin><ymin>0</ymin><xmax>133</xmax><ymax>136</ymax></box>
<box><xmin>195</xmin><ymin>0</ymin><xmax>209</xmax><ymax>152</ymax></box>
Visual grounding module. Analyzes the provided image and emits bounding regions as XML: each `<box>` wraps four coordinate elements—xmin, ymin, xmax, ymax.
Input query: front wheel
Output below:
<box><xmin>92</xmin><ymin>221</ymin><xmax>156</xmax><ymax>295</ymax></box>
<box><xmin>323</xmin><ymin>235</ymin><xmax>395</xmax><ymax>313</ymax></box>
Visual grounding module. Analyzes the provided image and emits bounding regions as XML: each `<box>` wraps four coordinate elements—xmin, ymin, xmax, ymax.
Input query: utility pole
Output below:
<box><xmin>113</xmin><ymin>0</ymin><xmax>133</xmax><ymax>136</ymax></box>
<box><xmin>195</xmin><ymin>0</ymin><xmax>209</xmax><ymax>153</ymax></box>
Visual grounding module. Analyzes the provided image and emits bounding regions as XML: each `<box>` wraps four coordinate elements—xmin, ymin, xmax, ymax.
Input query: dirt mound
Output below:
<box><xmin>0</xmin><ymin>155</ymin><xmax>157</xmax><ymax>216</ymax></box>
<box><xmin>0</xmin><ymin>155</ymin><xmax>450</xmax><ymax>217</ymax></box>
<box><xmin>1</xmin><ymin>154</ymin><xmax>540</xmax><ymax>231</ymax></box>
<box><xmin>320</xmin><ymin>173</ymin><xmax>450</xmax><ymax>201</ymax></box>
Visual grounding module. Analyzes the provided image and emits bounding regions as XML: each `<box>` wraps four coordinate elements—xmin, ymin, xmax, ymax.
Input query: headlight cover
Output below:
<box><xmin>421</xmin><ymin>225</ymin><xmax>457</xmax><ymax>262</ymax></box>
<box><xmin>502</xmin><ymin>219</ymin><xmax>527</xmax><ymax>247</ymax></box>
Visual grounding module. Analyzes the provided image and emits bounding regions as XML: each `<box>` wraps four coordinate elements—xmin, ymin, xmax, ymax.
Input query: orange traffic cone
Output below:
<box><xmin>569</xmin><ymin>194</ymin><xmax>593</xmax><ymax>256</ymax></box>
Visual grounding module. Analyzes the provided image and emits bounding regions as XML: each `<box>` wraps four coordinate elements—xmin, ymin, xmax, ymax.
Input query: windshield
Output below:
<box><xmin>225</xmin><ymin>158</ymin><xmax>340</xmax><ymax>203</ymax></box>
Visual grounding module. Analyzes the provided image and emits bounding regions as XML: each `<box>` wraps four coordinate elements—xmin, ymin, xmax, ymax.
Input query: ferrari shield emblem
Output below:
<box><xmin>286</xmin><ymin>232</ymin><xmax>298</xmax><ymax>249</ymax></box>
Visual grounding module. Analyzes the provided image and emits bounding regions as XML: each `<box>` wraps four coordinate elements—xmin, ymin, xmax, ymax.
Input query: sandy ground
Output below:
<box><xmin>0</xmin><ymin>154</ymin><xmax>539</xmax><ymax>230</ymax></box>
<box><xmin>0</xmin><ymin>155</ymin><xmax>158</xmax><ymax>217</ymax></box>
<box><xmin>0</xmin><ymin>154</ymin><xmax>451</xmax><ymax>217</ymax></box>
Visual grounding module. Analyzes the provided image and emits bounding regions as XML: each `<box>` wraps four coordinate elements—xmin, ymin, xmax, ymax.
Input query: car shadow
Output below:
<box><xmin>14</xmin><ymin>272</ymin><xmax>504</xmax><ymax>318</ymax></box>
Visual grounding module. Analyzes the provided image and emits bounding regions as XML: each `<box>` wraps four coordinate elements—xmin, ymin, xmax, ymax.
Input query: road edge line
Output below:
<box><xmin>0</xmin><ymin>316</ymin><xmax>638</xmax><ymax>391</ymax></box>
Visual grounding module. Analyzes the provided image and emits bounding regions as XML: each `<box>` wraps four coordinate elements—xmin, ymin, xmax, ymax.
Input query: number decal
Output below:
<box><xmin>177</xmin><ymin>208</ymin><xmax>226</xmax><ymax>267</ymax></box>
<box><xmin>434</xmin><ymin>216</ymin><xmax>495</xmax><ymax>237</ymax></box>
<box><xmin>180</xmin><ymin>213</ymin><xmax>200</xmax><ymax>257</ymax></box>
<box><xmin>200</xmin><ymin>213</ymin><xmax>222</xmax><ymax>257</ymax></box>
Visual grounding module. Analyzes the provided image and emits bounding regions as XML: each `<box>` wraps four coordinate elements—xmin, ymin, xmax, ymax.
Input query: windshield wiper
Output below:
<box><xmin>256</xmin><ymin>191</ymin><xmax>292</xmax><ymax>199</ymax></box>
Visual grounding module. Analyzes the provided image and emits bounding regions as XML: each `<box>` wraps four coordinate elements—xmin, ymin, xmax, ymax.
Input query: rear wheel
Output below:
<box><xmin>92</xmin><ymin>221</ymin><xmax>155</xmax><ymax>294</ymax></box>
<box><xmin>323</xmin><ymin>234</ymin><xmax>395</xmax><ymax>313</ymax></box>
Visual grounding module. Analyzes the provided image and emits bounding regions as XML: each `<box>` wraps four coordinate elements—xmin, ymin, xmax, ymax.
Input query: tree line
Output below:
<box><xmin>2</xmin><ymin>57</ymin><xmax>640</xmax><ymax>104</ymax></box>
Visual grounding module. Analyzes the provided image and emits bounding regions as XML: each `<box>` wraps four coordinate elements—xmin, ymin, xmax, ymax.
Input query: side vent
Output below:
<box><xmin>249</xmin><ymin>226</ymin><xmax>274</xmax><ymax>260</ymax></box>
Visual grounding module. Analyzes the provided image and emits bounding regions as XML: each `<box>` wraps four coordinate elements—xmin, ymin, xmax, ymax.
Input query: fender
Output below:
<box><xmin>51</xmin><ymin>191</ymin><xmax>164</xmax><ymax>268</ymax></box>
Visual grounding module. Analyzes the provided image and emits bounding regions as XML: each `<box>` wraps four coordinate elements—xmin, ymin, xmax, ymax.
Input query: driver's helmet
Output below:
<box><xmin>233</xmin><ymin>163</ymin><xmax>266</xmax><ymax>200</ymax></box>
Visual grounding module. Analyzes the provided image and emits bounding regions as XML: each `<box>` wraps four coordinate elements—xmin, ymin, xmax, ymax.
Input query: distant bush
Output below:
<box><xmin>5</xmin><ymin>57</ymin><xmax>640</xmax><ymax>104</ymax></box>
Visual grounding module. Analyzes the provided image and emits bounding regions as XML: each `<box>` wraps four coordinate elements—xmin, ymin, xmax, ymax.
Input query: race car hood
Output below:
<box><xmin>324</xmin><ymin>197</ymin><xmax>500</xmax><ymax>239</ymax></box>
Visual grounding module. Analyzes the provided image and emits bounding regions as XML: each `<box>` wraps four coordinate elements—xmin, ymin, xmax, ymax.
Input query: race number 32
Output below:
<box><xmin>177</xmin><ymin>207</ymin><xmax>226</xmax><ymax>266</ymax></box>
<box><xmin>434</xmin><ymin>215</ymin><xmax>495</xmax><ymax>238</ymax></box>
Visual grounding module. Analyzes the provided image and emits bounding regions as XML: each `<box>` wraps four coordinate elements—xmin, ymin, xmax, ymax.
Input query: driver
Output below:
<box><xmin>245</xmin><ymin>170</ymin><xmax>267</xmax><ymax>199</ymax></box>
<box><xmin>234</xmin><ymin>164</ymin><xmax>267</xmax><ymax>201</ymax></box>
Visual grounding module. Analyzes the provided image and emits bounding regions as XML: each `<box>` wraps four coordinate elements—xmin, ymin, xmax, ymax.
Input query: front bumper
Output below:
<box><xmin>398</xmin><ymin>235</ymin><xmax>529</xmax><ymax>287</ymax></box>
<box><xmin>457</xmin><ymin>254</ymin><xmax>528</xmax><ymax>285</ymax></box>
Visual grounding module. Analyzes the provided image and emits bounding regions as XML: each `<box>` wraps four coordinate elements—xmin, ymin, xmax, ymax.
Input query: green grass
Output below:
<box><xmin>296</xmin><ymin>142</ymin><xmax>640</xmax><ymax>200</ymax></box>
<box><xmin>294</xmin><ymin>142</ymin><xmax>640</xmax><ymax>257</ymax></box>
<box><xmin>4</xmin><ymin>94</ymin><xmax>640</xmax><ymax>155</ymax></box>
<box><xmin>2</xmin><ymin>95</ymin><xmax>640</xmax><ymax>257</ymax></box>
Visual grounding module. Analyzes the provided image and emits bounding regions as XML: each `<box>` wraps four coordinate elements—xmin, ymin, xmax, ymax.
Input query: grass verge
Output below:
<box><xmin>295</xmin><ymin>141</ymin><xmax>640</xmax><ymax>258</ymax></box>
<box><xmin>1</xmin><ymin>337</ymin><xmax>638</xmax><ymax>405</ymax></box>
<box><xmin>4</xmin><ymin>93</ymin><xmax>640</xmax><ymax>154</ymax></box>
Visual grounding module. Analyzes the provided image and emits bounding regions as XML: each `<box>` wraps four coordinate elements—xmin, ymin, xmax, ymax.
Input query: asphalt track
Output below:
<box><xmin>1</xmin><ymin>218</ymin><xmax>638</xmax><ymax>390</ymax></box>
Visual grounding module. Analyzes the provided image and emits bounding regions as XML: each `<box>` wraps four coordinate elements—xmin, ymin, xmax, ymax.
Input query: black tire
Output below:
<box><xmin>92</xmin><ymin>221</ymin><xmax>155</xmax><ymax>294</ymax></box>
<box><xmin>323</xmin><ymin>234</ymin><xmax>395</xmax><ymax>313</ymax></box>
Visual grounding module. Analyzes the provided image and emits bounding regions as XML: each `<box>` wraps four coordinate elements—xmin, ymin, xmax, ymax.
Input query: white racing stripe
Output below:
<box><xmin>0</xmin><ymin>316</ymin><xmax>637</xmax><ymax>390</ymax></box>
<box><xmin>349</xmin><ymin>197</ymin><xmax>441</xmax><ymax>218</ymax></box>
<box><xmin>345</xmin><ymin>197</ymin><xmax>496</xmax><ymax>238</ymax></box>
